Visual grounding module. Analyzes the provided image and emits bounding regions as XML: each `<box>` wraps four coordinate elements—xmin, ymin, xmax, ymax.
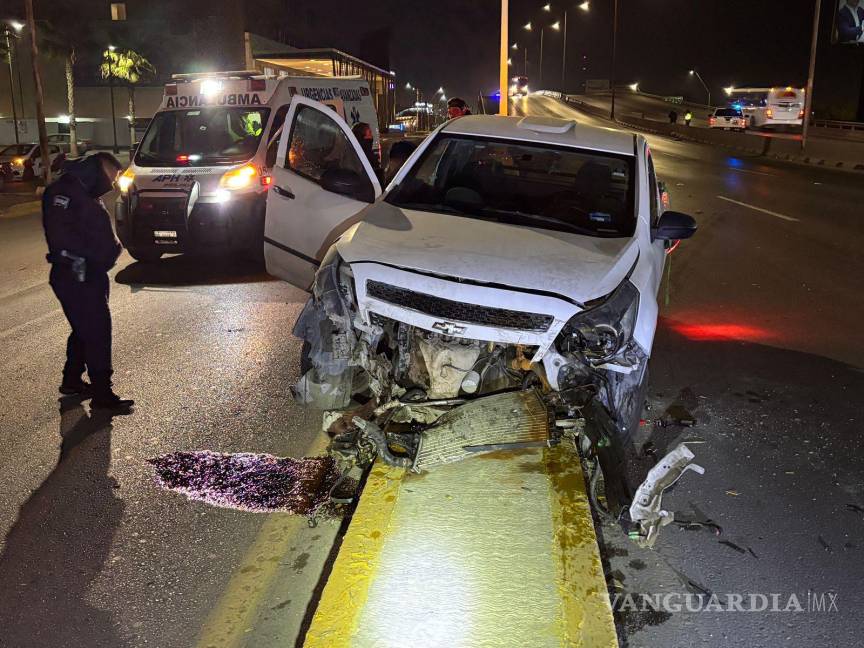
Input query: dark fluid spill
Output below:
<box><xmin>148</xmin><ymin>451</ymin><xmax>341</xmax><ymax>515</ymax></box>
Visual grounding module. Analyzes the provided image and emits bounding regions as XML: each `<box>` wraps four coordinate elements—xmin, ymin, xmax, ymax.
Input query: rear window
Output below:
<box><xmin>715</xmin><ymin>109</ymin><xmax>743</xmax><ymax>117</ymax></box>
<box><xmin>134</xmin><ymin>107</ymin><xmax>270</xmax><ymax>167</ymax></box>
<box><xmin>386</xmin><ymin>134</ymin><xmax>636</xmax><ymax>238</ymax></box>
<box><xmin>0</xmin><ymin>144</ymin><xmax>33</xmax><ymax>156</ymax></box>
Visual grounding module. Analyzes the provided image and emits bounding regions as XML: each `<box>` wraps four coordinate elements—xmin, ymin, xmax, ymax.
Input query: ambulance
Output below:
<box><xmin>114</xmin><ymin>71</ymin><xmax>380</xmax><ymax>262</ymax></box>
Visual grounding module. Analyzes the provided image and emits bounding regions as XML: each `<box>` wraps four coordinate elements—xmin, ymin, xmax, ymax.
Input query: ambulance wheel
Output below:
<box><xmin>127</xmin><ymin>247</ymin><xmax>163</xmax><ymax>263</ymax></box>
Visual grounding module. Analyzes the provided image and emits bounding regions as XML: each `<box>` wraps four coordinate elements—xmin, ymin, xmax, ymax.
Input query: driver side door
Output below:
<box><xmin>264</xmin><ymin>95</ymin><xmax>382</xmax><ymax>290</ymax></box>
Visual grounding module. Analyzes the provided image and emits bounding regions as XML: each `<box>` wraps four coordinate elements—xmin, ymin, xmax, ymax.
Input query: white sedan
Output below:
<box><xmin>0</xmin><ymin>143</ymin><xmax>66</xmax><ymax>181</ymax></box>
<box><xmin>263</xmin><ymin>99</ymin><xmax>696</xmax><ymax>492</ymax></box>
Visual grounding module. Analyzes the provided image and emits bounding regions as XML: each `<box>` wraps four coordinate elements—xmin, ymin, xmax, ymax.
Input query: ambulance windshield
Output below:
<box><xmin>135</xmin><ymin>107</ymin><xmax>270</xmax><ymax>166</ymax></box>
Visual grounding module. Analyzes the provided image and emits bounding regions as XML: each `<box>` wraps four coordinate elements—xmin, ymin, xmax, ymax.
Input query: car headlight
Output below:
<box><xmin>117</xmin><ymin>168</ymin><xmax>135</xmax><ymax>193</ymax></box>
<box><xmin>556</xmin><ymin>280</ymin><xmax>640</xmax><ymax>362</ymax></box>
<box><xmin>219</xmin><ymin>164</ymin><xmax>258</xmax><ymax>190</ymax></box>
<box><xmin>12</xmin><ymin>157</ymin><xmax>24</xmax><ymax>167</ymax></box>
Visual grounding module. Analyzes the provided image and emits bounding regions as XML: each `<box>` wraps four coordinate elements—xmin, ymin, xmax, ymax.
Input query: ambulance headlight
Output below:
<box><xmin>117</xmin><ymin>168</ymin><xmax>135</xmax><ymax>193</ymax></box>
<box><xmin>555</xmin><ymin>280</ymin><xmax>640</xmax><ymax>362</ymax></box>
<box><xmin>219</xmin><ymin>164</ymin><xmax>258</xmax><ymax>190</ymax></box>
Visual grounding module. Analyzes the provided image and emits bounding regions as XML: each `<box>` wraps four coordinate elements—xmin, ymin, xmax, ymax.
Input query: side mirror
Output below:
<box><xmin>320</xmin><ymin>167</ymin><xmax>373</xmax><ymax>203</ymax></box>
<box><xmin>652</xmin><ymin>210</ymin><xmax>697</xmax><ymax>241</ymax></box>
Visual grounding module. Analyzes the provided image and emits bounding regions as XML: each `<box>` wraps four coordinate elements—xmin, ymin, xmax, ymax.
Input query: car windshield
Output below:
<box><xmin>386</xmin><ymin>135</ymin><xmax>636</xmax><ymax>237</ymax></box>
<box><xmin>0</xmin><ymin>145</ymin><xmax>33</xmax><ymax>156</ymax></box>
<box><xmin>134</xmin><ymin>107</ymin><xmax>270</xmax><ymax>166</ymax></box>
<box><xmin>716</xmin><ymin>109</ymin><xmax>742</xmax><ymax>117</ymax></box>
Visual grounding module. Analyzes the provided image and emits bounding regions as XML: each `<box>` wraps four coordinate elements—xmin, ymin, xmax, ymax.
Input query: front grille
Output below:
<box><xmin>134</xmin><ymin>196</ymin><xmax>187</xmax><ymax>227</ymax></box>
<box><xmin>366</xmin><ymin>280</ymin><xmax>554</xmax><ymax>332</ymax></box>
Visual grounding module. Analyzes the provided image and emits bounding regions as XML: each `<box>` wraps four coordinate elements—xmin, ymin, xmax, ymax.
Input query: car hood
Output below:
<box><xmin>336</xmin><ymin>202</ymin><xmax>639</xmax><ymax>304</ymax></box>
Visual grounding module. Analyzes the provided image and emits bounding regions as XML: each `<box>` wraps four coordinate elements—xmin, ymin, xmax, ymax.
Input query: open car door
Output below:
<box><xmin>264</xmin><ymin>95</ymin><xmax>382</xmax><ymax>290</ymax></box>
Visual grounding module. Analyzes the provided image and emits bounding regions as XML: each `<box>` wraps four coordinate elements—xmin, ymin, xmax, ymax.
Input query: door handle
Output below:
<box><xmin>273</xmin><ymin>185</ymin><xmax>295</xmax><ymax>199</ymax></box>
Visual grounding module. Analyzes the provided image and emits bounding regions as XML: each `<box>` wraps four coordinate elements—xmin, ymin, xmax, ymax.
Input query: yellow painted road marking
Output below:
<box><xmin>303</xmin><ymin>446</ymin><xmax>617</xmax><ymax>647</ymax></box>
<box><xmin>195</xmin><ymin>433</ymin><xmax>331</xmax><ymax>648</ymax></box>
<box><xmin>0</xmin><ymin>200</ymin><xmax>40</xmax><ymax>219</ymax></box>
<box><xmin>302</xmin><ymin>461</ymin><xmax>405</xmax><ymax>647</ymax></box>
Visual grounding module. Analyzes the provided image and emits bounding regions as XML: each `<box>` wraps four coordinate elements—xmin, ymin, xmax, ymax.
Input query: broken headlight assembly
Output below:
<box><xmin>556</xmin><ymin>280</ymin><xmax>640</xmax><ymax>363</ymax></box>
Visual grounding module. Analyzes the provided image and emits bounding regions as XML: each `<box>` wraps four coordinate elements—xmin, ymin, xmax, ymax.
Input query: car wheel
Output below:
<box><xmin>126</xmin><ymin>247</ymin><xmax>163</xmax><ymax>263</ymax></box>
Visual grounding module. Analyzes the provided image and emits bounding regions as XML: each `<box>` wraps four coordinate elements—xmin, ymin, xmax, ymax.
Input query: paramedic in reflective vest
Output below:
<box><xmin>42</xmin><ymin>153</ymin><xmax>134</xmax><ymax>410</ymax></box>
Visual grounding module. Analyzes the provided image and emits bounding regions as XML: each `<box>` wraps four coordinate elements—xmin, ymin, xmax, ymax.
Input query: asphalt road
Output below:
<box><xmin>515</xmin><ymin>93</ymin><xmax>864</xmax><ymax>647</ymax></box>
<box><xmin>0</xmin><ymin>97</ymin><xmax>862</xmax><ymax>648</ymax></box>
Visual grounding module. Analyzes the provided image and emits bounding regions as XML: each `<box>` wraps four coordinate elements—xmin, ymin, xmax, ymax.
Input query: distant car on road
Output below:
<box><xmin>709</xmin><ymin>107</ymin><xmax>746</xmax><ymax>132</ymax></box>
<box><xmin>0</xmin><ymin>143</ymin><xmax>66</xmax><ymax>181</ymax></box>
<box><xmin>47</xmin><ymin>133</ymin><xmax>92</xmax><ymax>154</ymax></box>
<box><xmin>510</xmin><ymin>76</ymin><xmax>530</xmax><ymax>97</ymax></box>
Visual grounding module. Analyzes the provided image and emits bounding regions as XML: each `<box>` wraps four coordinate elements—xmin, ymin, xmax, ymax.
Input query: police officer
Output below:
<box><xmin>447</xmin><ymin>97</ymin><xmax>472</xmax><ymax>119</ymax></box>
<box><xmin>43</xmin><ymin>153</ymin><xmax>134</xmax><ymax>410</ymax></box>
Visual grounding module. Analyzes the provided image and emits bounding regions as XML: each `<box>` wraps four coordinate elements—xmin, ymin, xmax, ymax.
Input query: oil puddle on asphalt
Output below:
<box><xmin>148</xmin><ymin>451</ymin><xmax>342</xmax><ymax>516</ymax></box>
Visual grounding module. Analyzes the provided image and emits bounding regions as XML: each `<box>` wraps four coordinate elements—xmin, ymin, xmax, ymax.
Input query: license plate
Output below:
<box><xmin>154</xmin><ymin>230</ymin><xmax>177</xmax><ymax>238</ymax></box>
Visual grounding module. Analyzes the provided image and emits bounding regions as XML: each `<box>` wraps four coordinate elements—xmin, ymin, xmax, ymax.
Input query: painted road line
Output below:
<box><xmin>195</xmin><ymin>433</ymin><xmax>332</xmax><ymax>648</ymax></box>
<box><xmin>716</xmin><ymin>195</ymin><xmax>800</xmax><ymax>222</ymax></box>
<box><xmin>303</xmin><ymin>446</ymin><xmax>617</xmax><ymax>648</ymax></box>
<box><xmin>0</xmin><ymin>200</ymin><xmax>40</xmax><ymax>219</ymax></box>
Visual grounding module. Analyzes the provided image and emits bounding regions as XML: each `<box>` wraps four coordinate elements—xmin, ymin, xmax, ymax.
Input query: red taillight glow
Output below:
<box><xmin>709</xmin><ymin>117</ymin><xmax>716</xmax><ymax>125</ymax></box>
<box><xmin>260</xmin><ymin>175</ymin><xmax>273</xmax><ymax>187</ymax></box>
<box><xmin>176</xmin><ymin>154</ymin><xmax>190</xmax><ymax>163</ymax></box>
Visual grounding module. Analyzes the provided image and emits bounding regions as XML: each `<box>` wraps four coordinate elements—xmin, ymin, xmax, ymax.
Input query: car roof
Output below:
<box><xmin>440</xmin><ymin>115</ymin><xmax>636</xmax><ymax>156</ymax></box>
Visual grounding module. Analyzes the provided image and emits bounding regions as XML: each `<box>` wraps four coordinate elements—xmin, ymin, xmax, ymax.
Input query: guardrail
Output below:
<box><xmin>813</xmin><ymin>119</ymin><xmax>864</xmax><ymax>133</ymax></box>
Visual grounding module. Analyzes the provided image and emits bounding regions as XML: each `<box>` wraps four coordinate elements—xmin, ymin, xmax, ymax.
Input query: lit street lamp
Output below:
<box><xmin>689</xmin><ymin>69</ymin><xmax>711</xmax><ymax>107</ymax></box>
<box><xmin>628</xmin><ymin>82</ymin><xmax>639</xmax><ymax>92</ymax></box>
<box><xmin>3</xmin><ymin>21</ymin><xmax>24</xmax><ymax>143</ymax></box>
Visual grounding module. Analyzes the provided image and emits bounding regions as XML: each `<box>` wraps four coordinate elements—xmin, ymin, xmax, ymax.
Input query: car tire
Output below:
<box><xmin>126</xmin><ymin>247</ymin><xmax>163</xmax><ymax>263</ymax></box>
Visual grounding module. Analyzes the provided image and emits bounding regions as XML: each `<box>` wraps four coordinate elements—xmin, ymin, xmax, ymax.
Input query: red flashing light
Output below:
<box><xmin>260</xmin><ymin>175</ymin><xmax>273</xmax><ymax>187</ymax></box>
<box><xmin>249</xmin><ymin>78</ymin><xmax>266</xmax><ymax>92</ymax></box>
<box><xmin>669</xmin><ymin>321</ymin><xmax>769</xmax><ymax>342</ymax></box>
<box><xmin>165</xmin><ymin>84</ymin><xmax>178</xmax><ymax>96</ymax></box>
<box><xmin>176</xmin><ymin>154</ymin><xmax>190</xmax><ymax>163</ymax></box>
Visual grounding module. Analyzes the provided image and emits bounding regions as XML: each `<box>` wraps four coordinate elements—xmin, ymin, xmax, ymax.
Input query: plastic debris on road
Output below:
<box><xmin>148</xmin><ymin>451</ymin><xmax>341</xmax><ymax>515</ymax></box>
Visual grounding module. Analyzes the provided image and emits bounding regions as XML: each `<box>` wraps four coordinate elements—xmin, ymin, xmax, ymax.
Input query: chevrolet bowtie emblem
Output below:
<box><xmin>432</xmin><ymin>321</ymin><xmax>466</xmax><ymax>336</ymax></box>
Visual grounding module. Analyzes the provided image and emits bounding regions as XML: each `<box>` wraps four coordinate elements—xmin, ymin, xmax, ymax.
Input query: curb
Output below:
<box><xmin>0</xmin><ymin>200</ymin><xmax>41</xmax><ymax>219</ymax></box>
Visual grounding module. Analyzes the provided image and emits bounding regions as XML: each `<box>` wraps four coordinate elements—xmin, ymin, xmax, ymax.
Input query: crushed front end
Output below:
<box><xmin>292</xmin><ymin>250</ymin><xmax>650</xmax><ymax>512</ymax></box>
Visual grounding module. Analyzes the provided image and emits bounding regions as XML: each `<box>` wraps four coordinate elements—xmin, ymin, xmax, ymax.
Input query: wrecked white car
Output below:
<box><xmin>264</xmin><ymin>97</ymin><xmax>696</xmax><ymax>511</ymax></box>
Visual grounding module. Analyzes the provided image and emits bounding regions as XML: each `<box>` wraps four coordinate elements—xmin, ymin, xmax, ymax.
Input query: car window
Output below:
<box><xmin>715</xmin><ymin>108</ymin><xmax>742</xmax><ymax>117</ymax></box>
<box><xmin>285</xmin><ymin>104</ymin><xmax>366</xmax><ymax>182</ymax></box>
<box><xmin>387</xmin><ymin>134</ymin><xmax>636</xmax><ymax>238</ymax></box>
<box><xmin>266</xmin><ymin>105</ymin><xmax>290</xmax><ymax>168</ymax></box>
<box><xmin>647</xmin><ymin>152</ymin><xmax>659</xmax><ymax>226</ymax></box>
<box><xmin>0</xmin><ymin>144</ymin><xmax>33</xmax><ymax>156</ymax></box>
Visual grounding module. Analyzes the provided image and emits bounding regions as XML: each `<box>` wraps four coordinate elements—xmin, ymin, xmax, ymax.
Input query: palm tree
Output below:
<box><xmin>24</xmin><ymin>0</ymin><xmax>51</xmax><ymax>183</ymax></box>
<box><xmin>100</xmin><ymin>48</ymin><xmax>155</xmax><ymax>151</ymax></box>
<box><xmin>34</xmin><ymin>0</ymin><xmax>102</xmax><ymax>159</ymax></box>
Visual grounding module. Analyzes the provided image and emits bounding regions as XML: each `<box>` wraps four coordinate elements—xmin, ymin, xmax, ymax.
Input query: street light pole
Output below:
<box><xmin>561</xmin><ymin>11</ymin><xmax>567</xmax><ymax>92</ymax></box>
<box><xmin>539</xmin><ymin>28</ymin><xmax>544</xmax><ymax>88</ymax></box>
<box><xmin>610</xmin><ymin>0</ymin><xmax>619</xmax><ymax>120</ymax></box>
<box><xmin>499</xmin><ymin>0</ymin><xmax>509</xmax><ymax>115</ymax></box>
<box><xmin>802</xmin><ymin>0</ymin><xmax>822</xmax><ymax>151</ymax></box>
<box><xmin>3</xmin><ymin>27</ymin><xmax>19</xmax><ymax>143</ymax></box>
<box><xmin>690</xmin><ymin>69</ymin><xmax>711</xmax><ymax>107</ymax></box>
<box><xmin>107</xmin><ymin>46</ymin><xmax>118</xmax><ymax>154</ymax></box>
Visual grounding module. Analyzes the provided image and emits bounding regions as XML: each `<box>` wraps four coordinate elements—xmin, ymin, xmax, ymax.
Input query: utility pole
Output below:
<box><xmin>561</xmin><ymin>11</ymin><xmax>567</xmax><ymax>92</ymax></box>
<box><xmin>802</xmin><ymin>0</ymin><xmax>822</xmax><ymax>150</ymax></box>
<box><xmin>24</xmin><ymin>0</ymin><xmax>50</xmax><ymax>183</ymax></box>
<box><xmin>539</xmin><ymin>28</ymin><xmax>544</xmax><ymax>88</ymax></box>
<box><xmin>610</xmin><ymin>0</ymin><xmax>618</xmax><ymax>120</ymax></box>
<box><xmin>3</xmin><ymin>26</ymin><xmax>19</xmax><ymax>143</ymax></box>
<box><xmin>499</xmin><ymin>0</ymin><xmax>509</xmax><ymax>115</ymax></box>
<box><xmin>107</xmin><ymin>46</ymin><xmax>119</xmax><ymax>154</ymax></box>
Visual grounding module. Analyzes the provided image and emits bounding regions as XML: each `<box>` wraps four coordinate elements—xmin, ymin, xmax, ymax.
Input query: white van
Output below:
<box><xmin>737</xmin><ymin>87</ymin><xmax>804</xmax><ymax>130</ymax></box>
<box><xmin>114</xmin><ymin>71</ymin><xmax>380</xmax><ymax>262</ymax></box>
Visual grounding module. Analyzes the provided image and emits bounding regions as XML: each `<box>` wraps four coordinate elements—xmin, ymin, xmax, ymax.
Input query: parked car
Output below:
<box><xmin>709</xmin><ymin>107</ymin><xmax>746</xmax><ymax>132</ymax></box>
<box><xmin>0</xmin><ymin>143</ymin><xmax>66</xmax><ymax>181</ymax></box>
<box><xmin>47</xmin><ymin>133</ymin><xmax>92</xmax><ymax>154</ymax></box>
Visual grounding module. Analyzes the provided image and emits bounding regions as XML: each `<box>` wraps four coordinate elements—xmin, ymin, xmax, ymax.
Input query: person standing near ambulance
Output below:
<box><xmin>43</xmin><ymin>153</ymin><xmax>134</xmax><ymax>411</ymax></box>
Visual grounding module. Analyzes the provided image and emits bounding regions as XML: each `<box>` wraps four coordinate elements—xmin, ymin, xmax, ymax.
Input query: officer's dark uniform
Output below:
<box><xmin>42</xmin><ymin>153</ymin><xmax>133</xmax><ymax>409</ymax></box>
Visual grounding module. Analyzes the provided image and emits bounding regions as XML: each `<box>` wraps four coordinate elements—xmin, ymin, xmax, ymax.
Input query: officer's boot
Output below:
<box><xmin>90</xmin><ymin>373</ymin><xmax>134</xmax><ymax>410</ymax></box>
<box><xmin>59</xmin><ymin>369</ymin><xmax>92</xmax><ymax>397</ymax></box>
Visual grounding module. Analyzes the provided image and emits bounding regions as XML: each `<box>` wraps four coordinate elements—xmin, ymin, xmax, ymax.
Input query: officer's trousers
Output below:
<box><xmin>49</xmin><ymin>267</ymin><xmax>113</xmax><ymax>382</ymax></box>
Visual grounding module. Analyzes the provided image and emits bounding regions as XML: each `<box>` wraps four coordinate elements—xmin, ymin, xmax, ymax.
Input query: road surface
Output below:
<box><xmin>0</xmin><ymin>97</ymin><xmax>862</xmax><ymax>647</ymax></box>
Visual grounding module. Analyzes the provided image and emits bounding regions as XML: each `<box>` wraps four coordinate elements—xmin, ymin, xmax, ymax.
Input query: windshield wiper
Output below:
<box><xmin>479</xmin><ymin>208</ymin><xmax>609</xmax><ymax>236</ymax></box>
<box><xmin>391</xmin><ymin>201</ymin><xmax>473</xmax><ymax>217</ymax></box>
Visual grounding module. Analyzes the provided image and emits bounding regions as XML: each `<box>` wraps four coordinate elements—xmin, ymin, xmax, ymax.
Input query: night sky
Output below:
<box><xmin>299</xmin><ymin>0</ymin><xmax>817</xmax><ymax>107</ymax></box>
